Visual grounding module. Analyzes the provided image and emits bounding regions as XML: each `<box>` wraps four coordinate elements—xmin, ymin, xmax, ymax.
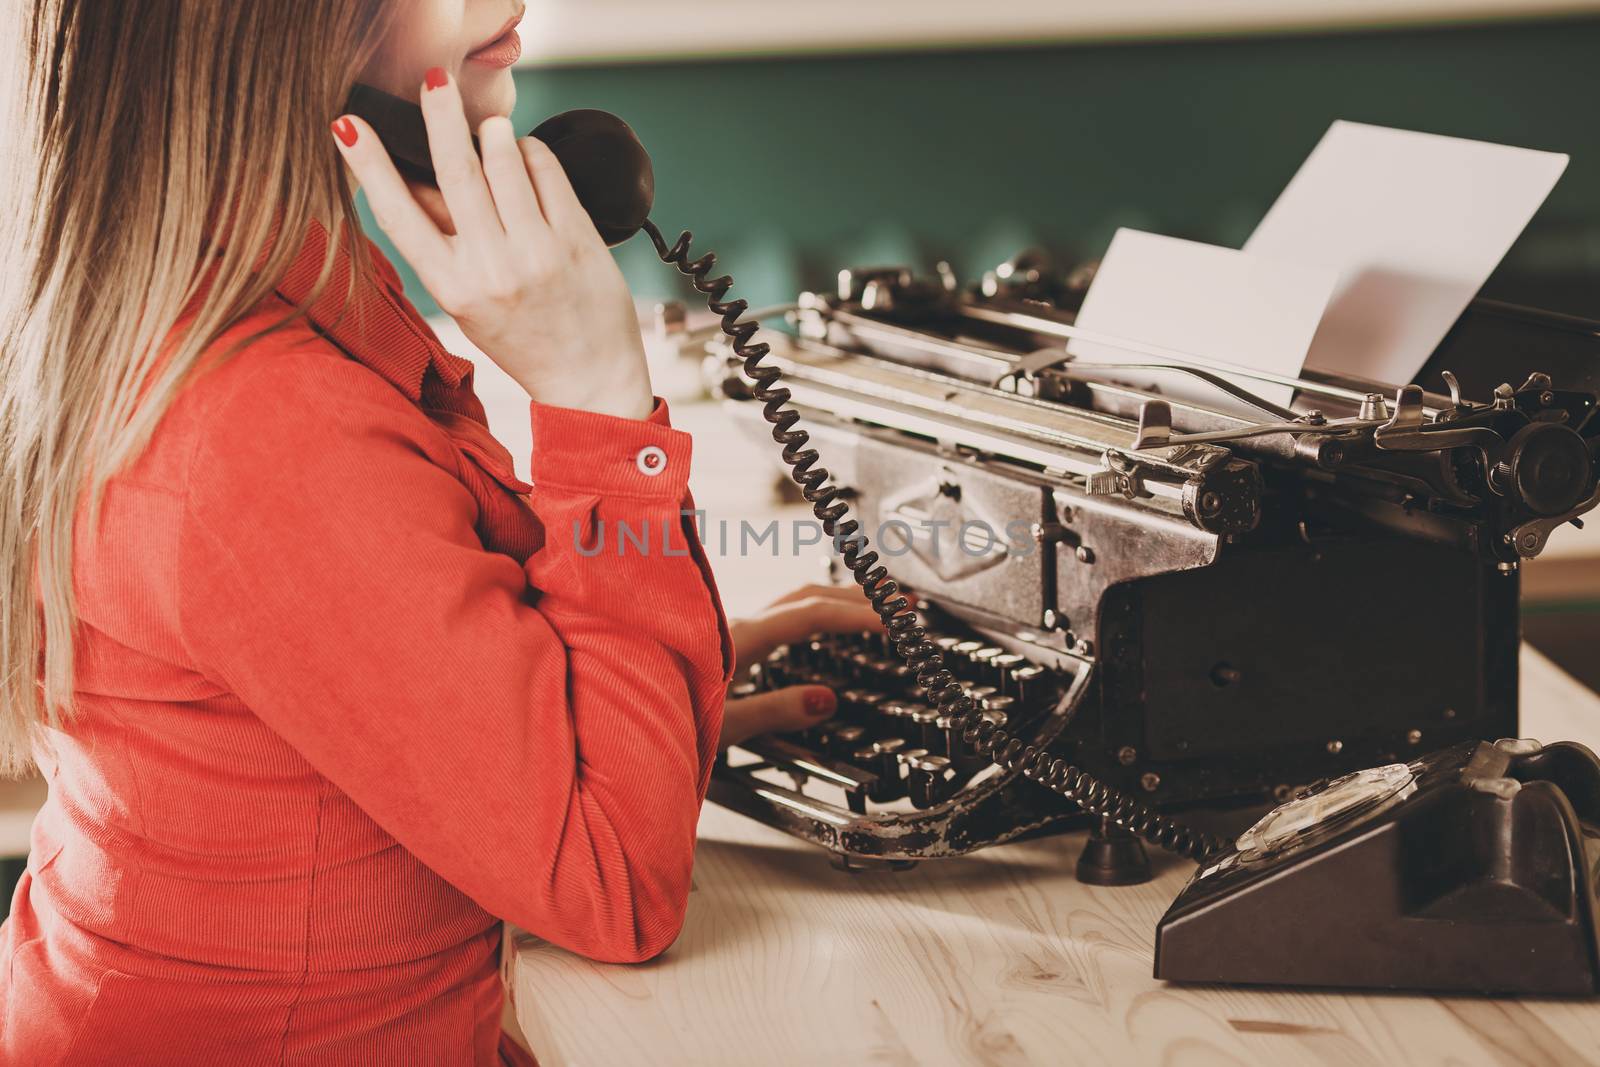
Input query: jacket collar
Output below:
<box><xmin>272</xmin><ymin>218</ymin><xmax>474</xmax><ymax>402</ymax></box>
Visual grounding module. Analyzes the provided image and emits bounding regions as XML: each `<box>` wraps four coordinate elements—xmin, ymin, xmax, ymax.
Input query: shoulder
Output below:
<box><xmin>179</xmin><ymin>301</ymin><xmax>419</xmax><ymax>431</ymax></box>
<box><xmin>156</xmin><ymin>298</ymin><xmax>461</xmax><ymax>507</ymax></box>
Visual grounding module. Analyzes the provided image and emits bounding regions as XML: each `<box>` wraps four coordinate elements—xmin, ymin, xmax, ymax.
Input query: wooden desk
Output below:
<box><xmin>510</xmin><ymin>646</ymin><xmax>1600</xmax><ymax>1066</ymax></box>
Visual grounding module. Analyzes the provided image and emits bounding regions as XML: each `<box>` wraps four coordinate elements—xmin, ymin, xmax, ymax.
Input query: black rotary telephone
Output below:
<box><xmin>343</xmin><ymin>84</ymin><xmax>1600</xmax><ymax>997</ymax></box>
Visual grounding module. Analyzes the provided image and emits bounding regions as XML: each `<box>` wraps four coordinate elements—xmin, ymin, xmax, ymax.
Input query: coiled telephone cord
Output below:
<box><xmin>642</xmin><ymin>220</ymin><xmax>1226</xmax><ymax>862</ymax></box>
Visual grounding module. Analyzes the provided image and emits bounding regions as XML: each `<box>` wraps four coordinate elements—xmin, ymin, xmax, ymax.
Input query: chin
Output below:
<box><xmin>462</xmin><ymin>69</ymin><xmax>518</xmax><ymax>123</ymax></box>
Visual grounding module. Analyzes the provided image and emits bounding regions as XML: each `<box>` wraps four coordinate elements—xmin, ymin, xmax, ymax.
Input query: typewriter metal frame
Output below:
<box><xmin>679</xmin><ymin>259</ymin><xmax>1600</xmax><ymax>869</ymax></box>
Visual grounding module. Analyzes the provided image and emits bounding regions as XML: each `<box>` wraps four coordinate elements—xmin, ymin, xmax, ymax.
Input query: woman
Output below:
<box><xmin>0</xmin><ymin>2</ymin><xmax>878</xmax><ymax>1062</ymax></box>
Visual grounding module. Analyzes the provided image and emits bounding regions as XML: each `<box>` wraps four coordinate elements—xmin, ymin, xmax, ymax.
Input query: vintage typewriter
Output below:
<box><xmin>661</xmin><ymin>250</ymin><xmax>1600</xmax><ymax>884</ymax></box>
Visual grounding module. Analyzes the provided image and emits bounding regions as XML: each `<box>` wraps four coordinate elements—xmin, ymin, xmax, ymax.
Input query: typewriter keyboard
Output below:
<box><xmin>730</xmin><ymin>628</ymin><xmax>1066</xmax><ymax>814</ymax></box>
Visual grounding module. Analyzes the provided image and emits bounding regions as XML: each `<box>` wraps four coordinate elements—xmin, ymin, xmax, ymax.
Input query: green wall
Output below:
<box><xmin>362</xmin><ymin>17</ymin><xmax>1600</xmax><ymax>319</ymax></box>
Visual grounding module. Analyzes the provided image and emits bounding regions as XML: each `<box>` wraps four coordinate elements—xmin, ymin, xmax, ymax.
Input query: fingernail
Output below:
<box><xmin>804</xmin><ymin>689</ymin><xmax>836</xmax><ymax>719</ymax></box>
<box><xmin>424</xmin><ymin>66</ymin><xmax>449</xmax><ymax>91</ymax></box>
<box><xmin>330</xmin><ymin>117</ymin><xmax>357</xmax><ymax>147</ymax></box>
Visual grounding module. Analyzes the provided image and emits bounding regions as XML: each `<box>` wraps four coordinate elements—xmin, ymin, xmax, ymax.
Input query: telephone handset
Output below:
<box><xmin>343</xmin><ymin>83</ymin><xmax>654</xmax><ymax>247</ymax></box>
<box><xmin>340</xmin><ymin>82</ymin><xmax>1224</xmax><ymax>865</ymax></box>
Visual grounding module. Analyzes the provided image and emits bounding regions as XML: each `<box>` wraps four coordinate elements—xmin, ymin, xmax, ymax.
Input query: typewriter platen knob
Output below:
<box><xmin>1493</xmin><ymin>422</ymin><xmax>1592</xmax><ymax>518</ymax></box>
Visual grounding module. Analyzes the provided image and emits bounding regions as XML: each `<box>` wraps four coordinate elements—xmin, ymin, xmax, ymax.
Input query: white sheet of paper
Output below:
<box><xmin>1244</xmin><ymin>120</ymin><xmax>1568</xmax><ymax>385</ymax></box>
<box><xmin>1068</xmin><ymin>229</ymin><xmax>1338</xmax><ymax>411</ymax></box>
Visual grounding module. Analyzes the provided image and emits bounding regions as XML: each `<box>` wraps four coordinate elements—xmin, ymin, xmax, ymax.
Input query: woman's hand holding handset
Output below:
<box><xmin>331</xmin><ymin>68</ymin><xmax>653</xmax><ymax>420</ymax></box>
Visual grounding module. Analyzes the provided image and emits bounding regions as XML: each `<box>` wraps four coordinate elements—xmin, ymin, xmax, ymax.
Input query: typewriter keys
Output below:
<box><xmin>909</xmin><ymin>706</ymin><xmax>943</xmax><ymax>755</ymax></box>
<box><xmin>907</xmin><ymin>754</ymin><xmax>957</xmax><ymax>809</ymax></box>
<box><xmin>825</xmin><ymin>723</ymin><xmax>867</xmax><ymax>758</ymax></box>
<box><xmin>719</xmin><ymin>622</ymin><xmax>1069</xmax><ymax>844</ymax></box>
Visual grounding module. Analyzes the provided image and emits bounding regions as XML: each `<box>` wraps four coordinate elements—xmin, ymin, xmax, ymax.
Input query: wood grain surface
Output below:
<box><xmin>511</xmin><ymin>646</ymin><xmax>1600</xmax><ymax>1066</ymax></box>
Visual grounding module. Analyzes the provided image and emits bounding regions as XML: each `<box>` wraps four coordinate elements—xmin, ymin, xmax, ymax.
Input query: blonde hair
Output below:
<box><xmin>0</xmin><ymin>0</ymin><xmax>400</xmax><ymax>774</ymax></box>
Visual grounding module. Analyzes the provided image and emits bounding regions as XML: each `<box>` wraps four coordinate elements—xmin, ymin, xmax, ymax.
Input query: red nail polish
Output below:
<box><xmin>424</xmin><ymin>66</ymin><xmax>448</xmax><ymax>91</ymax></box>
<box><xmin>804</xmin><ymin>689</ymin><xmax>836</xmax><ymax>719</ymax></box>
<box><xmin>330</xmin><ymin>117</ymin><xmax>357</xmax><ymax>147</ymax></box>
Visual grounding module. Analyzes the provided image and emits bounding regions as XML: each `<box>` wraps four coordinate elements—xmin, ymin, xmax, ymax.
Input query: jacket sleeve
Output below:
<box><xmin>175</xmin><ymin>351</ymin><xmax>731</xmax><ymax>963</ymax></box>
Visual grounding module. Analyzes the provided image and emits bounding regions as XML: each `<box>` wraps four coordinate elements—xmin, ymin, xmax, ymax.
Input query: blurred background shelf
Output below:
<box><xmin>517</xmin><ymin>0</ymin><xmax>1600</xmax><ymax>65</ymax></box>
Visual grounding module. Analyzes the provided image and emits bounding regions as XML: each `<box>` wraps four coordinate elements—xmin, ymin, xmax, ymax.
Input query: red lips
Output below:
<box><xmin>465</xmin><ymin>28</ymin><xmax>521</xmax><ymax>69</ymax></box>
<box><xmin>470</xmin><ymin>12</ymin><xmax>523</xmax><ymax>54</ymax></box>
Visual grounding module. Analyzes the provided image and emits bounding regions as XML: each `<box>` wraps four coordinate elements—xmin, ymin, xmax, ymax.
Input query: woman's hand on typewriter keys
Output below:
<box><xmin>730</xmin><ymin>584</ymin><xmax>885</xmax><ymax>676</ymax></box>
<box><xmin>719</xmin><ymin>585</ymin><xmax>886</xmax><ymax>751</ymax></box>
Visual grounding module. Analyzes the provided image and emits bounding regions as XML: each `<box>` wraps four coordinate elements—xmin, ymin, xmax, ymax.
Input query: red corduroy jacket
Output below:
<box><xmin>0</xmin><ymin>221</ymin><xmax>732</xmax><ymax>1065</ymax></box>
